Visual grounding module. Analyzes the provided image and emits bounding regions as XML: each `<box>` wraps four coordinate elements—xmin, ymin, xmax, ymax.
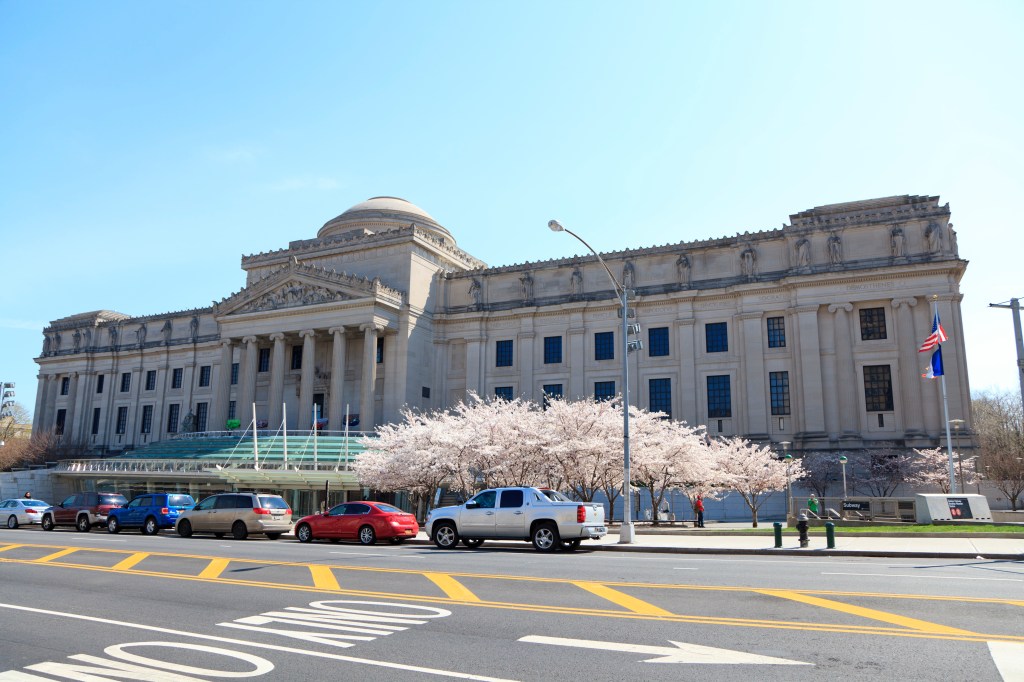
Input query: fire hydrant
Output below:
<box><xmin>797</xmin><ymin>513</ymin><xmax>809</xmax><ymax>548</ymax></box>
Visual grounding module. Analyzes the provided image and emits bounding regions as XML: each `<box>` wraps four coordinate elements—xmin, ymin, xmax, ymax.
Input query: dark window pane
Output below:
<box><xmin>705</xmin><ymin>322</ymin><xmax>728</xmax><ymax>353</ymax></box>
<box><xmin>595</xmin><ymin>332</ymin><xmax>614</xmax><ymax>361</ymax></box>
<box><xmin>649</xmin><ymin>378</ymin><xmax>671</xmax><ymax>418</ymax></box>
<box><xmin>291</xmin><ymin>345</ymin><xmax>302</xmax><ymax>370</ymax></box>
<box><xmin>863</xmin><ymin>365</ymin><xmax>894</xmax><ymax>411</ymax></box>
<box><xmin>145</xmin><ymin>370</ymin><xmax>157</xmax><ymax>391</ymax></box>
<box><xmin>230</xmin><ymin>363</ymin><xmax>239</xmax><ymax>385</ymax></box>
<box><xmin>499</xmin><ymin>490</ymin><xmax>524</xmax><ymax>508</ymax></box>
<box><xmin>648</xmin><ymin>327</ymin><xmax>669</xmax><ymax>357</ymax></box>
<box><xmin>198</xmin><ymin>366</ymin><xmax>211</xmax><ymax>387</ymax></box>
<box><xmin>120</xmin><ymin>372</ymin><xmax>131</xmax><ymax>393</ymax></box>
<box><xmin>707</xmin><ymin>375</ymin><xmax>731</xmax><ymax>418</ymax></box>
<box><xmin>543</xmin><ymin>336</ymin><xmax>562</xmax><ymax>364</ymax></box>
<box><xmin>258</xmin><ymin>348</ymin><xmax>270</xmax><ymax>373</ymax></box>
<box><xmin>116</xmin><ymin>406</ymin><xmax>128</xmax><ymax>434</ymax></box>
<box><xmin>859</xmin><ymin>307</ymin><xmax>888</xmax><ymax>340</ymax></box>
<box><xmin>769</xmin><ymin>371</ymin><xmax>790</xmax><ymax>415</ymax></box>
<box><xmin>96</xmin><ymin>375</ymin><xmax>104</xmax><ymax>394</ymax></box>
<box><xmin>377</xmin><ymin>337</ymin><xmax>384</xmax><ymax>364</ymax></box>
<box><xmin>496</xmin><ymin>340</ymin><xmax>513</xmax><ymax>367</ymax></box>
<box><xmin>196</xmin><ymin>402</ymin><xmax>208</xmax><ymax>432</ymax></box>
<box><xmin>141</xmin><ymin>405</ymin><xmax>153</xmax><ymax>434</ymax></box>
<box><xmin>494</xmin><ymin>386</ymin><xmax>514</xmax><ymax>401</ymax></box>
<box><xmin>594</xmin><ymin>381</ymin><xmax>616</xmax><ymax>401</ymax></box>
<box><xmin>767</xmin><ymin>317</ymin><xmax>786</xmax><ymax>348</ymax></box>
<box><xmin>171</xmin><ymin>368</ymin><xmax>183</xmax><ymax>389</ymax></box>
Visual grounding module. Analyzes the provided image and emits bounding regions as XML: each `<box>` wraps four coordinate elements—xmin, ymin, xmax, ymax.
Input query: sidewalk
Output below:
<box><xmin>412</xmin><ymin>524</ymin><xmax>1024</xmax><ymax>560</ymax></box>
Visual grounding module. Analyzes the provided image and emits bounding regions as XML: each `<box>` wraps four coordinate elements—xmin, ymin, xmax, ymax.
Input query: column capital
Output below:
<box><xmin>328</xmin><ymin>326</ymin><xmax>346</xmax><ymax>336</ymax></box>
<box><xmin>891</xmin><ymin>297</ymin><xmax>918</xmax><ymax>309</ymax></box>
<box><xmin>268</xmin><ymin>332</ymin><xmax>285</xmax><ymax>342</ymax></box>
<box><xmin>360</xmin><ymin>323</ymin><xmax>383</xmax><ymax>334</ymax></box>
<box><xmin>299</xmin><ymin>329</ymin><xmax>317</xmax><ymax>339</ymax></box>
<box><xmin>219</xmin><ymin>338</ymin><xmax>234</xmax><ymax>348</ymax></box>
<box><xmin>242</xmin><ymin>336</ymin><xmax>258</xmax><ymax>345</ymax></box>
<box><xmin>827</xmin><ymin>303</ymin><xmax>853</xmax><ymax>314</ymax></box>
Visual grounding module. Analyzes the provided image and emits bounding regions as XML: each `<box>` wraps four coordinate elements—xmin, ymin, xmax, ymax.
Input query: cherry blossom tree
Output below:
<box><xmin>629</xmin><ymin>410</ymin><xmax>707</xmax><ymax>524</ymax></box>
<box><xmin>712</xmin><ymin>436</ymin><xmax>797</xmax><ymax>527</ymax></box>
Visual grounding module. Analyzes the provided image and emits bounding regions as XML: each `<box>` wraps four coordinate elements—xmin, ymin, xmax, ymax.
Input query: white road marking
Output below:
<box><xmin>519</xmin><ymin>635</ymin><xmax>811</xmax><ymax>665</ymax></box>
<box><xmin>822</xmin><ymin>572</ymin><xmax>1022</xmax><ymax>582</ymax></box>
<box><xmin>329</xmin><ymin>552</ymin><xmax>385</xmax><ymax>557</ymax></box>
<box><xmin>988</xmin><ymin>641</ymin><xmax>1024</xmax><ymax>682</ymax></box>
<box><xmin>672</xmin><ymin>567</ymin><xmax>699</xmax><ymax>570</ymax></box>
<box><xmin>0</xmin><ymin>602</ymin><xmax>516</xmax><ymax>681</ymax></box>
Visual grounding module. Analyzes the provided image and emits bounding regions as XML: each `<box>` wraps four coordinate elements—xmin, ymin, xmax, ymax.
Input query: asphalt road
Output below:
<box><xmin>0</xmin><ymin>527</ymin><xmax>1021</xmax><ymax>681</ymax></box>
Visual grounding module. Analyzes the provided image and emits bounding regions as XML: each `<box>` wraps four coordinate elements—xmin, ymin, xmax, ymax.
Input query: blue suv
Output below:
<box><xmin>107</xmin><ymin>493</ymin><xmax>196</xmax><ymax>535</ymax></box>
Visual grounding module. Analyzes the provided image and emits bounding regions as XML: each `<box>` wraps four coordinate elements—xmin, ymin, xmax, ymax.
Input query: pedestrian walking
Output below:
<box><xmin>807</xmin><ymin>494</ymin><xmax>819</xmax><ymax>517</ymax></box>
<box><xmin>694</xmin><ymin>495</ymin><xmax>705</xmax><ymax>528</ymax></box>
<box><xmin>23</xmin><ymin>492</ymin><xmax>31</xmax><ymax>499</ymax></box>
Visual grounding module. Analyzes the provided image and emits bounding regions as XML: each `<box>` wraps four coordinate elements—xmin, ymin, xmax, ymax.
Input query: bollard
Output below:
<box><xmin>797</xmin><ymin>514</ymin><xmax>809</xmax><ymax>548</ymax></box>
<box><xmin>825</xmin><ymin>521</ymin><xmax>835</xmax><ymax>549</ymax></box>
<box><xmin>773</xmin><ymin>522</ymin><xmax>783</xmax><ymax>548</ymax></box>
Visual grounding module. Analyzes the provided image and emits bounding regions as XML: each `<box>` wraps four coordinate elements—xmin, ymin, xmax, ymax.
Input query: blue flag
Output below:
<box><xmin>922</xmin><ymin>346</ymin><xmax>944</xmax><ymax>379</ymax></box>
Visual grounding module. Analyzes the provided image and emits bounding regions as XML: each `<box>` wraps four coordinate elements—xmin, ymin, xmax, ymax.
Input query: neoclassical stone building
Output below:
<box><xmin>33</xmin><ymin>194</ymin><xmax>970</xmax><ymax>453</ymax></box>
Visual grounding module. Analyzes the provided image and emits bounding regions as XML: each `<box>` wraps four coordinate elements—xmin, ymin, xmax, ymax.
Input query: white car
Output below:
<box><xmin>0</xmin><ymin>498</ymin><xmax>51</xmax><ymax>528</ymax></box>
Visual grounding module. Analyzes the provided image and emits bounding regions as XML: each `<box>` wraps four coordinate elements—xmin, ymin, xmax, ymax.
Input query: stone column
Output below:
<box><xmin>828</xmin><ymin>303</ymin><xmax>858</xmax><ymax>438</ymax></box>
<box><xmin>794</xmin><ymin>305</ymin><xmax>827</xmax><ymax>442</ymax></box>
<box><xmin>465</xmin><ymin>335</ymin><xmax>484</xmax><ymax>398</ymax></box>
<box><xmin>328</xmin><ymin>327</ymin><xmax>347</xmax><ymax>431</ymax></box>
<box><xmin>518</xmin><ymin>331</ymin><xmax>535</xmax><ymax>400</ymax></box>
<box><xmin>32</xmin><ymin>374</ymin><xmax>47</xmax><ymax>437</ymax></box>
<box><xmin>211</xmin><ymin>339</ymin><xmax>233</xmax><ymax>432</ymax></box>
<box><xmin>239</xmin><ymin>336</ymin><xmax>258</xmax><ymax>423</ymax></box>
<box><xmin>568</xmin><ymin>326</ymin><xmax>586</xmax><ymax>399</ymax></box>
<box><xmin>892</xmin><ymin>297</ymin><xmax>925</xmax><ymax>436</ymax></box>
<box><xmin>64</xmin><ymin>372</ymin><xmax>80</xmax><ymax>439</ymax></box>
<box><xmin>359</xmin><ymin>324</ymin><xmax>380</xmax><ymax>430</ymax></box>
<box><xmin>267</xmin><ymin>333</ymin><xmax>286</xmax><ymax>429</ymax></box>
<box><xmin>298</xmin><ymin>329</ymin><xmax>317</xmax><ymax>429</ymax></box>
<box><xmin>42</xmin><ymin>375</ymin><xmax>58</xmax><ymax>434</ymax></box>
<box><xmin>739</xmin><ymin>313</ymin><xmax>768</xmax><ymax>438</ymax></box>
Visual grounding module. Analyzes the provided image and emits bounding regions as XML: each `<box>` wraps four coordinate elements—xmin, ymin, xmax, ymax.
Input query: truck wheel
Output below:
<box><xmin>177</xmin><ymin>520</ymin><xmax>193</xmax><ymax>538</ymax></box>
<box><xmin>142</xmin><ymin>517</ymin><xmax>159</xmax><ymax>535</ymax></box>
<box><xmin>531</xmin><ymin>522</ymin><xmax>560</xmax><ymax>552</ymax></box>
<box><xmin>561</xmin><ymin>538</ymin><xmax>582</xmax><ymax>551</ymax></box>
<box><xmin>42</xmin><ymin>515</ymin><xmax>54</xmax><ymax>531</ymax></box>
<box><xmin>462</xmin><ymin>538</ymin><xmax>485</xmax><ymax>548</ymax></box>
<box><xmin>432</xmin><ymin>522</ymin><xmax>459</xmax><ymax>549</ymax></box>
<box><xmin>76</xmin><ymin>515</ymin><xmax>92</xmax><ymax>532</ymax></box>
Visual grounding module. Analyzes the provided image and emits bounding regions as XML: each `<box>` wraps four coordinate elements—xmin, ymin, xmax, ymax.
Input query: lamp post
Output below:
<box><xmin>779</xmin><ymin>441</ymin><xmax>792</xmax><ymax>521</ymax></box>
<box><xmin>839</xmin><ymin>455</ymin><xmax>848</xmax><ymax>499</ymax></box>
<box><xmin>948</xmin><ymin>418</ymin><xmax>965</xmax><ymax>493</ymax></box>
<box><xmin>548</xmin><ymin>219</ymin><xmax>636</xmax><ymax>543</ymax></box>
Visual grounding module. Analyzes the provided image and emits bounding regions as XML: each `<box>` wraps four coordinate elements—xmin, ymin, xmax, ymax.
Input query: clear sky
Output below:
<box><xmin>2</xmin><ymin>1</ymin><xmax>1022</xmax><ymax>418</ymax></box>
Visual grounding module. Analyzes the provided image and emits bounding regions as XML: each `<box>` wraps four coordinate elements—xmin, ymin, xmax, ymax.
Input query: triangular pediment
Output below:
<box><xmin>217</xmin><ymin>261</ymin><xmax>404</xmax><ymax>316</ymax></box>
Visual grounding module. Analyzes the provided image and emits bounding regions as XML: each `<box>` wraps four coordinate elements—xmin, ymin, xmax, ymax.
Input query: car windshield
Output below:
<box><xmin>257</xmin><ymin>496</ymin><xmax>289</xmax><ymax>509</ymax></box>
<box><xmin>167</xmin><ymin>495</ymin><xmax>194</xmax><ymax>507</ymax></box>
<box><xmin>539</xmin><ymin>489</ymin><xmax>572</xmax><ymax>502</ymax></box>
<box><xmin>374</xmin><ymin>503</ymin><xmax>405</xmax><ymax>514</ymax></box>
<box><xmin>100</xmin><ymin>494</ymin><xmax>127</xmax><ymax>506</ymax></box>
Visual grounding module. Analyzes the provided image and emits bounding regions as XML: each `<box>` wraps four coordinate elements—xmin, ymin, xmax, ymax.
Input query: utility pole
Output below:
<box><xmin>988</xmin><ymin>297</ymin><xmax>1024</xmax><ymax>408</ymax></box>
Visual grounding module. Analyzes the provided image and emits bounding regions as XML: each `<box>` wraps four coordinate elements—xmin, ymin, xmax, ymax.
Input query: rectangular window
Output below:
<box><xmin>707</xmin><ymin>375</ymin><xmax>732</xmax><ymax>418</ymax></box>
<box><xmin>120</xmin><ymin>372</ymin><xmax>131</xmax><ymax>393</ymax></box>
<box><xmin>595</xmin><ymin>331</ymin><xmax>614</xmax><ymax>361</ymax></box>
<box><xmin>116</xmin><ymin>406</ymin><xmax>128</xmax><ymax>434</ymax></box>
<box><xmin>96</xmin><ymin>375</ymin><xmax>104</xmax><ymax>394</ymax></box>
<box><xmin>594</xmin><ymin>380</ymin><xmax>616</xmax><ymax>401</ymax></box>
<box><xmin>863</xmin><ymin>365</ymin><xmax>894</xmax><ymax>411</ymax></box>
<box><xmin>171</xmin><ymin>368</ymin><xmax>183</xmax><ymax>389</ymax></box>
<box><xmin>769</xmin><ymin>371</ymin><xmax>791</xmax><ymax>416</ymax></box>
<box><xmin>767</xmin><ymin>317</ymin><xmax>786</xmax><ymax>348</ymax></box>
<box><xmin>141</xmin><ymin>405</ymin><xmax>153</xmax><ymax>434</ymax></box>
<box><xmin>421</xmin><ymin>386</ymin><xmax>431</xmax><ymax>399</ymax></box>
<box><xmin>91</xmin><ymin>407</ymin><xmax>101</xmax><ymax>435</ymax></box>
<box><xmin>859</xmin><ymin>307</ymin><xmax>888</xmax><ymax>340</ymax></box>
<box><xmin>55</xmin><ymin>409</ymin><xmax>66</xmax><ymax>435</ymax></box>
<box><xmin>542</xmin><ymin>384</ymin><xmax>563</xmax><ymax>399</ymax></box>
<box><xmin>60</xmin><ymin>377</ymin><xmax>69</xmax><ymax>396</ymax></box>
<box><xmin>166</xmin><ymin>404</ymin><xmax>180</xmax><ymax>433</ymax></box>
<box><xmin>230</xmin><ymin>363</ymin><xmax>239</xmax><ymax>385</ymax></box>
<box><xmin>145</xmin><ymin>370</ymin><xmax>156</xmax><ymax>391</ymax></box>
<box><xmin>649</xmin><ymin>378</ymin><xmax>672</xmax><ymax>418</ymax></box>
<box><xmin>496</xmin><ymin>340</ymin><xmax>513</xmax><ymax>367</ymax></box>
<box><xmin>543</xmin><ymin>336</ymin><xmax>562</xmax><ymax>364</ymax></box>
<box><xmin>377</xmin><ymin>337</ymin><xmax>384</xmax><ymax>364</ymax></box>
<box><xmin>198</xmin><ymin>365</ymin><xmax>211</xmax><ymax>387</ymax></box>
<box><xmin>258</xmin><ymin>348</ymin><xmax>270</xmax><ymax>373</ymax></box>
<box><xmin>648</xmin><ymin>327</ymin><xmax>669</xmax><ymax>357</ymax></box>
<box><xmin>195</xmin><ymin>402</ymin><xmax>209</xmax><ymax>432</ymax></box>
<box><xmin>228</xmin><ymin>400</ymin><xmax>236</xmax><ymax>420</ymax></box>
<box><xmin>291</xmin><ymin>345</ymin><xmax>303</xmax><ymax>370</ymax></box>
<box><xmin>705</xmin><ymin>322</ymin><xmax>728</xmax><ymax>353</ymax></box>
<box><xmin>494</xmin><ymin>386</ymin><xmax>514</xmax><ymax>401</ymax></box>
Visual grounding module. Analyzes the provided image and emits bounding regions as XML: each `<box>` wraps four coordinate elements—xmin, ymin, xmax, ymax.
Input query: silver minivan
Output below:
<box><xmin>175</xmin><ymin>493</ymin><xmax>292</xmax><ymax>540</ymax></box>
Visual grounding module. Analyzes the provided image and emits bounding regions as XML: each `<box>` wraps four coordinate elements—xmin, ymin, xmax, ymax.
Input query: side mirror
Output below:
<box><xmin>465</xmin><ymin>501</ymin><xmax>479</xmax><ymax>510</ymax></box>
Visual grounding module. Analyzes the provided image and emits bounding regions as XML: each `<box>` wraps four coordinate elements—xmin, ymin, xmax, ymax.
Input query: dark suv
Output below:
<box><xmin>42</xmin><ymin>492</ymin><xmax>128</xmax><ymax>532</ymax></box>
<box><xmin>107</xmin><ymin>493</ymin><xmax>196</xmax><ymax>535</ymax></box>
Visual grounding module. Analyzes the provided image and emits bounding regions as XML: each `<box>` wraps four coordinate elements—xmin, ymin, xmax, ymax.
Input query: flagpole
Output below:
<box><xmin>933</xmin><ymin>296</ymin><xmax>956</xmax><ymax>494</ymax></box>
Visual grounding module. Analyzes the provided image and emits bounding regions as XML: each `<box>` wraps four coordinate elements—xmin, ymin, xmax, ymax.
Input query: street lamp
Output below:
<box><xmin>548</xmin><ymin>219</ymin><xmax>636</xmax><ymax>543</ymax></box>
<box><xmin>949</xmin><ymin>419</ymin><xmax>966</xmax><ymax>494</ymax></box>
<box><xmin>779</xmin><ymin>441</ymin><xmax>792</xmax><ymax>521</ymax></box>
<box><xmin>839</xmin><ymin>455</ymin><xmax>848</xmax><ymax>499</ymax></box>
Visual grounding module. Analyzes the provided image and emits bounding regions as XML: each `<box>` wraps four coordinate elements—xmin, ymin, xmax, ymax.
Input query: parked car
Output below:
<box><xmin>1</xmin><ymin>498</ymin><xmax>51</xmax><ymax>528</ymax></box>
<box><xmin>294</xmin><ymin>501</ymin><xmax>419</xmax><ymax>545</ymax></box>
<box><xmin>107</xmin><ymin>493</ymin><xmax>196</xmax><ymax>535</ymax></box>
<box><xmin>41</xmin><ymin>492</ymin><xmax>128</xmax><ymax>532</ymax></box>
<box><xmin>175</xmin><ymin>493</ymin><xmax>291</xmax><ymax>540</ymax></box>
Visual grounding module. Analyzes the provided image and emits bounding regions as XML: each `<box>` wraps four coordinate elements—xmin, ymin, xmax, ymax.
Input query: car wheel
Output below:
<box><xmin>358</xmin><ymin>525</ymin><xmax>377</xmax><ymax>545</ymax></box>
<box><xmin>462</xmin><ymin>538</ymin><xmax>485</xmax><ymax>548</ymax></box>
<box><xmin>296</xmin><ymin>524</ymin><xmax>313</xmax><ymax>543</ymax></box>
<box><xmin>41</xmin><ymin>515</ymin><xmax>54</xmax><ymax>531</ymax></box>
<box><xmin>7</xmin><ymin>515</ymin><xmax>18</xmax><ymax>530</ymax></box>
<box><xmin>142</xmin><ymin>517</ymin><xmax>158</xmax><ymax>535</ymax></box>
<box><xmin>432</xmin><ymin>522</ymin><xmax>459</xmax><ymax>549</ymax></box>
<box><xmin>76</xmin><ymin>515</ymin><xmax>92</xmax><ymax>533</ymax></box>
<box><xmin>232</xmin><ymin>521</ymin><xmax>248</xmax><ymax>540</ymax></box>
<box><xmin>214</xmin><ymin>532</ymin><xmax>225</xmax><ymax>538</ymax></box>
<box><xmin>177</xmin><ymin>520</ymin><xmax>193</xmax><ymax>538</ymax></box>
<box><xmin>531</xmin><ymin>522</ymin><xmax>559</xmax><ymax>552</ymax></box>
<box><xmin>107</xmin><ymin>517</ymin><xmax>121</xmax><ymax>534</ymax></box>
<box><xmin>265</xmin><ymin>532</ymin><xmax>282</xmax><ymax>540</ymax></box>
<box><xmin>561</xmin><ymin>538</ymin><xmax>582</xmax><ymax>551</ymax></box>
<box><xmin>389</xmin><ymin>537</ymin><xmax>406</xmax><ymax>545</ymax></box>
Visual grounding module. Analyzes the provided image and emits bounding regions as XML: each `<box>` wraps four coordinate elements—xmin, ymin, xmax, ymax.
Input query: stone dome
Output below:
<box><xmin>318</xmin><ymin>196</ymin><xmax>454</xmax><ymax>244</ymax></box>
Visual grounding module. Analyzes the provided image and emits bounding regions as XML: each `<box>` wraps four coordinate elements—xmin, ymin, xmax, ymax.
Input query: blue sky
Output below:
<box><xmin>2</xmin><ymin>1</ymin><xmax>1022</xmax><ymax>417</ymax></box>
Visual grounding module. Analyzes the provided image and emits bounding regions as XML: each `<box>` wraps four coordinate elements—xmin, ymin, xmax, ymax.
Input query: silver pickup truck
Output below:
<box><xmin>425</xmin><ymin>486</ymin><xmax>607</xmax><ymax>552</ymax></box>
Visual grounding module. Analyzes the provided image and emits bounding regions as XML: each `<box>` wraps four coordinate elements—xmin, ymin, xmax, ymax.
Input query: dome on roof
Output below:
<box><xmin>318</xmin><ymin>196</ymin><xmax>454</xmax><ymax>244</ymax></box>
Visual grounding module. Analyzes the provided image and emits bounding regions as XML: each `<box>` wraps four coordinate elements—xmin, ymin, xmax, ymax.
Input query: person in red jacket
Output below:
<box><xmin>694</xmin><ymin>495</ymin><xmax>705</xmax><ymax>528</ymax></box>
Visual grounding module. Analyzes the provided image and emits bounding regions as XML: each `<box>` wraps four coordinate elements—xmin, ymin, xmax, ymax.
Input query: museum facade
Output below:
<box><xmin>33</xmin><ymin>194</ymin><xmax>971</xmax><ymax>454</ymax></box>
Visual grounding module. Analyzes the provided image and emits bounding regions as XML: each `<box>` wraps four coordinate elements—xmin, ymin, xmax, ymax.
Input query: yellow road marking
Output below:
<box><xmin>0</xmin><ymin>544</ymin><xmax>21</xmax><ymax>553</ymax></box>
<box><xmin>424</xmin><ymin>572</ymin><xmax>481</xmax><ymax>602</ymax></box>
<box><xmin>36</xmin><ymin>548</ymin><xmax>79</xmax><ymax>563</ymax></box>
<box><xmin>198</xmin><ymin>558</ymin><xmax>230</xmax><ymax>579</ymax></box>
<box><xmin>757</xmin><ymin>589</ymin><xmax>974</xmax><ymax>635</ymax></box>
<box><xmin>111</xmin><ymin>552</ymin><xmax>149</xmax><ymax>571</ymax></box>
<box><xmin>309</xmin><ymin>564</ymin><xmax>340</xmax><ymax>591</ymax></box>
<box><xmin>573</xmin><ymin>581</ymin><xmax>673</xmax><ymax>616</ymax></box>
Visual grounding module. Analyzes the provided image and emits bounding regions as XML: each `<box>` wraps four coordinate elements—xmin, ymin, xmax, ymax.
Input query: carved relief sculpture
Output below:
<box><xmin>676</xmin><ymin>253</ymin><xmax>691</xmax><ymax>287</ymax></box>
<box><xmin>622</xmin><ymin>261</ymin><xmax>635</xmax><ymax>289</ymax></box>
<box><xmin>890</xmin><ymin>227</ymin><xmax>906</xmax><ymax>257</ymax></box>
<box><xmin>83</xmin><ymin>329</ymin><xmax>92</xmax><ymax>350</ymax></box>
<box><xmin>795</xmin><ymin>238</ymin><xmax>810</xmax><ymax>267</ymax></box>
<box><xmin>519</xmin><ymin>271</ymin><xmax>534</xmax><ymax>302</ymax></box>
<box><xmin>740</xmin><ymin>248</ymin><xmax>756</xmax><ymax>277</ymax></box>
<box><xmin>72</xmin><ymin>330</ymin><xmax>81</xmax><ymax>352</ymax></box>
<box><xmin>827</xmin><ymin>234</ymin><xmax>843</xmax><ymax>265</ymax></box>
<box><xmin>136</xmin><ymin>323</ymin><xmax>147</xmax><ymax>346</ymax></box>
<box><xmin>42</xmin><ymin>336</ymin><xmax>51</xmax><ymax>355</ymax></box>
<box><xmin>925</xmin><ymin>222</ymin><xmax>942</xmax><ymax>253</ymax></box>
<box><xmin>53</xmin><ymin>332</ymin><xmax>62</xmax><ymax>351</ymax></box>
<box><xmin>161</xmin><ymin>320</ymin><xmax>173</xmax><ymax>344</ymax></box>
<box><xmin>948</xmin><ymin>223</ymin><xmax>958</xmax><ymax>255</ymax></box>
<box><xmin>109</xmin><ymin>326</ymin><xmax>119</xmax><ymax>347</ymax></box>
<box><xmin>570</xmin><ymin>268</ymin><xmax>583</xmax><ymax>297</ymax></box>
<box><xmin>189</xmin><ymin>316</ymin><xmax>199</xmax><ymax>342</ymax></box>
<box><xmin>469</xmin><ymin>279</ymin><xmax>482</xmax><ymax>307</ymax></box>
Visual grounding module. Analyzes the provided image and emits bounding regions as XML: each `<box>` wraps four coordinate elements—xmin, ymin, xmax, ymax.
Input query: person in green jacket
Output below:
<box><xmin>807</xmin><ymin>494</ymin><xmax>819</xmax><ymax>516</ymax></box>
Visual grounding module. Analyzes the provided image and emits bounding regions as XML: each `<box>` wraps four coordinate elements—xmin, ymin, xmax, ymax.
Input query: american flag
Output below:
<box><xmin>918</xmin><ymin>312</ymin><xmax>948</xmax><ymax>352</ymax></box>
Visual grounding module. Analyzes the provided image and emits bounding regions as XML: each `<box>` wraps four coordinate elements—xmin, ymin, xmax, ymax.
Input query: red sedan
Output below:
<box><xmin>294</xmin><ymin>501</ymin><xmax>420</xmax><ymax>545</ymax></box>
